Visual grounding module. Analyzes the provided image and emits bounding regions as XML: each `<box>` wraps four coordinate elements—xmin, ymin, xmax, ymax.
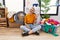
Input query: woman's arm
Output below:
<box><xmin>24</xmin><ymin>15</ymin><xmax>30</xmax><ymax>28</ymax></box>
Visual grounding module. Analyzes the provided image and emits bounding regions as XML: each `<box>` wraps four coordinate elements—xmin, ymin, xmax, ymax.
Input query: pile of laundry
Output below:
<box><xmin>40</xmin><ymin>18</ymin><xmax>60</xmax><ymax>36</ymax></box>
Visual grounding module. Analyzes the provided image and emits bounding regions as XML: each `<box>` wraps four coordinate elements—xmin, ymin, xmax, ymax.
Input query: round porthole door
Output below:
<box><xmin>14</xmin><ymin>11</ymin><xmax>25</xmax><ymax>25</ymax></box>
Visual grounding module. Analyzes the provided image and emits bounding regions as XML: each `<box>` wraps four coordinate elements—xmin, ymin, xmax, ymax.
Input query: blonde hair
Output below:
<box><xmin>30</xmin><ymin>7</ymin><xmax>35</xmax><ymax>11</ymax></box>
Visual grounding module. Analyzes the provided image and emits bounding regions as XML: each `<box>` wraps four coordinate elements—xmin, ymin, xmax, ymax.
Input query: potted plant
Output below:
<box><xmin>0</xmin><ymin>3</ymin><xmax>2</xmax><ymax>7</ymax></box>
<box><xmin>38</xmin><ymin>0</ymin><xmax>50</xmax><ymax>19</ymax></box>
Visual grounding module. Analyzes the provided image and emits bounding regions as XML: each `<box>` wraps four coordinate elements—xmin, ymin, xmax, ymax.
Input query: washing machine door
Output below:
<box><xmin>14</xmin><ymin>11</ymin><xmax>25</xmax><ymax>25</ymax></box>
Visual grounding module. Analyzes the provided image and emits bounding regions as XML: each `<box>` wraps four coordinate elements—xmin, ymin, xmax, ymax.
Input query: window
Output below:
<box><xmin>24</xmin><ymin>0</ymin><xmax>59</xmax><ymax>15</ymax></box>
<box><xmin>41</xmin><ymin>0</ymin><xmax>59</xmax><ymax>15</ymax></box>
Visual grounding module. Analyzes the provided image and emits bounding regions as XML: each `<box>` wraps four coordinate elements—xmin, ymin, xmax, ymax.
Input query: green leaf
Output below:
<box><xmin>42</xmin><ymin>14</ymin><xmax>50</xmax><ymax>18</ymax></box>
<box><xmin>41</xmin><ymin>10</ymin><xmax>45</xmax><ymax>12</ymax></box>
<box><xmin>45</xmin><ymin>7</ymin><xmax>50</xmax><ymax>13</ymax></box>
<box><xmin>41</xmin><ymin>4</ymin><xmax>45</xmax><ymax>8</ymax></box>
<box><xmin>42</xmin><ymin>0</ymin><xmax>50</xmax><ymax>3</ymax></box>
<box><xmin>0</xmin><ymin>3</ymin><xmax>2</xmax><ymax>6</ymax></box>
<box><xmin>41</xmin><ymin>0</ymin><xmax>50</xmax><ymax>5</ymax></box>
<box><xmin>38</xmin><ymin>0</ymin><xmax>51</xmax><ymax>14</ymax></box>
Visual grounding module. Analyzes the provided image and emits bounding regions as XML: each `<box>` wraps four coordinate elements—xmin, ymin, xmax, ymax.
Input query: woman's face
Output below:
<box><xmin>29</xmin><ymin>8</ymin><xmax>35</xmax><ymax>13</ymax></box>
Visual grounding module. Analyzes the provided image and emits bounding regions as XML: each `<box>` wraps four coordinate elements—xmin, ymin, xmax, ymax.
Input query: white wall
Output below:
<box><xmin>5</xmin><ymin>0</ymin><xmax>23</xmax><ymax>12</ymax></box>
<box><xmin>25</xmin><ymin>0</ymin><xmax>38</xmax><ymax>7</ymax></box>
<box><xmin>25</xmin><ymin>0</ymin><xmax>39</xmax><ymax>13</ymax></box>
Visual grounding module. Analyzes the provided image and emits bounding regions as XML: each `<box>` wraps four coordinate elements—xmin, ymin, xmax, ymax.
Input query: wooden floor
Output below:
<box><xmin>0</xmin><ymin>27</ymin><xmax>60</xmax><ymax>40</ymax></box>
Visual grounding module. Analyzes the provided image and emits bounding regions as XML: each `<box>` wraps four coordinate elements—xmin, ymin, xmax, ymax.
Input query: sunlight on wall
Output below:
<box><xmin>5</xmin><ymin>0</ymin><xmax>23</xmax><ymax>12</ymax></box>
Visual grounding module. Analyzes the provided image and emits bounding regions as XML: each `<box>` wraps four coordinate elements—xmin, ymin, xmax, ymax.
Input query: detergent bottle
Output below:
<box><xmin>33</xmin><ymin>3</ymin><xmax>41</xmax><ymax>24</ymax></box>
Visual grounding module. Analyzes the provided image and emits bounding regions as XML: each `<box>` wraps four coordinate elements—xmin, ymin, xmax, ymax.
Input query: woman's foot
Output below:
<box><xmin>33</xmin><ymin>32</ymin><xmax>39</xmax><ymax>35</ymax></box>
<box><xmin>22</xmin><ymin>32</ymin><xmax>29</xmax><ymax>36</ymax></box>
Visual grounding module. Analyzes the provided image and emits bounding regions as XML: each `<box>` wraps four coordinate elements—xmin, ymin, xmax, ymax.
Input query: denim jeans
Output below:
<box><xmin>20</xmin><ymin>24</ymin><xmax>41</xmax><ymax>32</ymax></box>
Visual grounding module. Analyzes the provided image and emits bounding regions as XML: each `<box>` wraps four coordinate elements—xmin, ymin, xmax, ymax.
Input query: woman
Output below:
<box><xmin>20</xmin><ymin>7</ymin><xmax>41</xmax><ymax>36</ymax></box>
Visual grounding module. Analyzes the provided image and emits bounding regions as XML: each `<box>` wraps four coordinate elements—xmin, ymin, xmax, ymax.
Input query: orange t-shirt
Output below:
<box><xmin>24</xmin><ymin>13</ymin><xmax>36</xmax><ymax>24</ymax></box>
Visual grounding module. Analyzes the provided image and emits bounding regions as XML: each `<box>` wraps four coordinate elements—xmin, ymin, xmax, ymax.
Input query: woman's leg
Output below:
<box><xmin>20</xmin><ymin>25</ymin><xmax>30</xmax><ymax>32</ymax></box>
<box><xmin>20</xmin><ymin>25</ymin><xmax>41</xmax><ymax>35</ymax></box>
<box><xmin>29</xmin><ymin>24</ymin><xmax>35</xmax><ymax>29</ymax></box>
<box><xmin>28</xmin><ymin>25</ymin><xmax>41</xmax><ymax>34</ymax></box>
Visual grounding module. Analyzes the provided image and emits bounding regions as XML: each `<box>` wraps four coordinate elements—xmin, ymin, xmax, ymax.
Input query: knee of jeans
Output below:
<box><xmin>20</xmin><ymin>25</ymin><xmax>25</xmax><ymax>29</ymax></box>
<box><xmin>38</xmin><ymin>25</ymin><xmax>41</xmax><ymax>29</ymax></box>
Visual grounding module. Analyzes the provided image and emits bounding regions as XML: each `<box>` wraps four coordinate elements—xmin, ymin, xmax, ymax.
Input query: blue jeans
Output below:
<box><xmin>20</xmin><ymin>24</ymin><xmax>41</xmax><ymax>32</ymax></box>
